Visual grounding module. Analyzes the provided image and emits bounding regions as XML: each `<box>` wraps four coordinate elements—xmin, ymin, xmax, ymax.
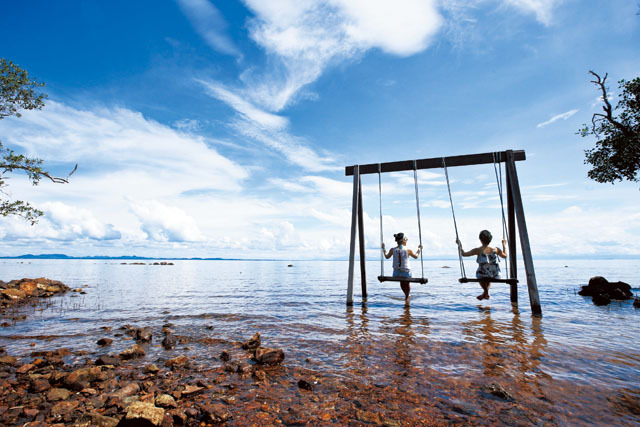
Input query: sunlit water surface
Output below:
<box><xmin>1</xmin><ymin>259</ymin><xmax>638</xmax><ymax>424</ymax></box>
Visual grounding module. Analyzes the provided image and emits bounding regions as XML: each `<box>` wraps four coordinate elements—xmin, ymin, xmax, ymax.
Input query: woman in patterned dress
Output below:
<box><xmin>456</xmin><ymin>230</ymin><xmax>507</xmax><ymax>300</ymax></box>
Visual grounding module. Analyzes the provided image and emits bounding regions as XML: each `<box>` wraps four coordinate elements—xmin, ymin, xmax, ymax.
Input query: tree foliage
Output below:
<box><xmin>579</xmin><ymin>70</ymin><xmax>640</xmax><ymax>184</ymax></box>
<box><xmin>0</xmin><ymin>58</ymin><xmax>75</xmax><ymax>224</ymax></box>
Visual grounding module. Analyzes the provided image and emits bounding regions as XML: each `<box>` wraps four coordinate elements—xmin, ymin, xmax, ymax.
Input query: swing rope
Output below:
<box><xmin>443</xmin><ymin>157</ymin><xmax>467</xmax><ymax>278</ymax></box>
<box><xmin>413</xmin><ymin>160</ymin><xmax>425</xmax><ymax>279</ymax></box>
<box><xmin>492</xmin><ymin>152</ymin><xmax>510</xmax><ymax>277</ymax></box>
<box><xmin>378</xmin><ymin>163</ymin><xmax>384</xmax><ymax>277</ymax></box>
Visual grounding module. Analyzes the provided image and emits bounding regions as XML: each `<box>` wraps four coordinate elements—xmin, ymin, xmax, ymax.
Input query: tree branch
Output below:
<box><xmin>0</xmin><ymin>163</ymin><xmax>77</xmax><ymax>184</ymax></box>
<box><xmin>589</xmin><ymin>70</ymin><xmax>633</xmax><ymax>136</ymax></box>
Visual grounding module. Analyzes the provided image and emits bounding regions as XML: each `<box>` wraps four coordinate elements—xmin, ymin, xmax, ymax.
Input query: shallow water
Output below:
<box><xmin>1</xmin><ymin>258</ymin><xmax>639</xmax><ymax>424</ymax></box>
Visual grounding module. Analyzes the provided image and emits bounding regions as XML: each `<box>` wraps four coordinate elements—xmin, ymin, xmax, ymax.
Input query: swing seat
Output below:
<box><xmin>458</xmin><ymin>277</ymin><xmax>518</xmax><ymax>285</ymax></box>
<box><xmin>378</xmin><ymin>275</ymin><xmax>428</xmax><ymax>284</ymax></box>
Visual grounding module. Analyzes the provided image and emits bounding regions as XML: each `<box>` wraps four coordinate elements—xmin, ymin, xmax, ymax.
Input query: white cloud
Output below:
<box><xmin>503</xmin><ymin>0</ymin><xmax>560</xmax><ymax>25</ymax></box>
<box><xmin>536</xmin><ymin>108</ymin><xmax>579</xmax><ymax>128</ymax></box>
<box><xmin>241</xmin><ymin>0</ymin><xmax>443</xmax><ymax>111</ymax></box>
<box><xmin>177</xmin><ymin>0</ymin><xmax>241</xmax><ymax>57</ymax></box>
<box><xmin>130</xmin><ymin>200</ymin><xmax>204</xmax><ymax>242</ymax></box>
<box><xmin>199</xmin><ymin>80</ymin><xmax>288</xmax><ymax>130</ymax></box>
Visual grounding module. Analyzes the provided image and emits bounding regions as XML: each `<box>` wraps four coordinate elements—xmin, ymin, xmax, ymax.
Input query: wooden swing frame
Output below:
<box><xmin>345</xmin><ymin>149</ymin><xmax>542</xmax><ymax>316</ymax></box>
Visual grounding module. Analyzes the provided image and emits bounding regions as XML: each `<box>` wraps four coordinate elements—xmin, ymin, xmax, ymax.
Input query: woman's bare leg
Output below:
<box><xmin>401</xmin><ymin>281</ymin><xmax>410</xmax><ymax>302</ymax></box>
<box><xmin>477</xmin><ymin>281</ymin><xmax>490</xmax><ymax>300</ymax></box>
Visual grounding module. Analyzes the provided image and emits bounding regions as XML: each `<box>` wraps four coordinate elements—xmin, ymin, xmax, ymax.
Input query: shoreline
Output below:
<box><xmin>1</xmin><ymin>283</ymin><xmax>639</xmax><ymax>426</ymax></box>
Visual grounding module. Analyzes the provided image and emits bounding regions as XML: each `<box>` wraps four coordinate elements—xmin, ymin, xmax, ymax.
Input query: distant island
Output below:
<box><xmin>0</xmin><ymin>254</ymin><xmax>229</xmax><ymax>261</ymax></box>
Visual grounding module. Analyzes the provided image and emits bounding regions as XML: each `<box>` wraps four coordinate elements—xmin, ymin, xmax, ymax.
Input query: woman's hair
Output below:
<box><xmin>479</xmin><ymin>230</ymin><xmax>492</xmax><ymax>245</ymax></box>
<box><xmin>393</xmin><ymin>232</ymin><xmax>405</xmax><ymax>244</ymax></box>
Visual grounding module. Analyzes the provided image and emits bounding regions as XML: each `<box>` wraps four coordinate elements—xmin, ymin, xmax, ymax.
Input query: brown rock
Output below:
<box><xmin>111</xmin><ymin>382</ymin><xmax>140</xmax><ymax>399</ymax></box>
<box><xmin>30</xmin><ymin>378</ymin><xmax>51</xmax><ymax>393</ymax></box>
<box><xmin>75</xmin><ymin>413</ymin><xmax>119</xmax><ymax>427</ymax></box>
<box><xmin>168</xmin><ymin>408</ymin><xmax>187</xmax><ymax>425</ymax></box>
<box><xmin>199</xmin><ymin>403</ymin><xmax>231</xmax><ymax>423</ymax></box>
<box><xmin>135</xmin><ymin>327</ymin><xmax>153</xmax><ymax>343</ymax></box>
<box><xmin>51</xmin><ymin>400</ymin><xmax>79</xmax><ymax>416</ymax></box>
<box><xmin>96</xmin><ymin>355</ymin><xmax>121</xmax><ymax>366</ymax></box>
<box><xmin>160</xmin><ymin>412</ymin><xmax>174</xmax><ymax>427</ymax></box>
<box><xmin>19</xmin><ymin>281</ymin><xmax>38</xmax><ymax>296</ymax></box>
<box><xmin>97</xmin><ymin>338</ymin><xmax>113</xmax><ymax>346</ymax></box>
<box><xmin>120</xmin><ymin>401</ymin><xmax>165</xmax><ymax>426</ymax></box>
<box><xmin>155</xmin><ymin>394</ymin><xmax>177</xmax><ymax>408</ymax></box>
<box><xmin>17</xmin><ymin>363</ymin><xmax>35</xmax><ymax>374</ymax></box>
<box><xmin>120</xmin><ymin>344</ymin><xmax>146</xmax><ymax>360</ymax></box>
<box><xmin>220</xmin><ymin>350</ymin><xmax>231</xmax><ymax>361</ymax></box>
<box><xmin>254</xmin><ymin>347</ymin><xmax>285</xmax><ymax>365</ymax></box>
<box><xmin>64</xmin><ymin>366</ymin><xmax>102</xmax><ymax>390</ymax></box>
<box><xmin>164</xmin><ymin>355</ymin><xmax>188</xmax><ymax>368</ymax></box>
<box><xmin>143</xmin><ymin>364</ymin><xmax>159</xmax><ymax>374</ymax></box>
<box><xmin>2</xmin><ymin>288</ymin><xmax>26</xmax><ymax>300</ymax></box>
<box><xmin>47</xmin><ymin>387</ymin><xmax>72</xmax><ymax>401</ymax></box>
<box><xmin>0</xmin><ymin>355</ymin><xmax>17</xmax><ymax>366</ymax></box>
<box><xmin>161</xmin><ymin>334</ymin><xmax>177</xmax><ymax>350</ymax></box>
<box><xmin>181</xmin><ymin>384</ymin><xmax>204</xmax><ymax>396</ymax></box>
<box><xmin>242</xmin><ymin>332</ymin><xmax>261</xmax><ymax>350</ymax></box>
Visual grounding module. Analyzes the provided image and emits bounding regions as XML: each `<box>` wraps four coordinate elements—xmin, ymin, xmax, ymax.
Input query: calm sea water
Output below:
<box><xmin>1</xmin><ymin>258</ymin><xmax>639</xmax><ymax>422</ymax></box>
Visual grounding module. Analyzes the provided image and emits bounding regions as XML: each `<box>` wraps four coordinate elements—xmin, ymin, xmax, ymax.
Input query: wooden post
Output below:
<box><xmin>347</xmin><ymin>165</ymin><xmax>359</xmax><ymax>306</ymax></box>
<box><xmin>506</xmin><ymin>165</ymin><xmax>518</xmax><ymax>304</ymax></box>
<box><xmin>357</xmin><ymin>175</ymin><xmax>367</xmax><ymax>299</ymax></box>
<box><xmin>505</xmin><ymin>151</ymin><xmax>542</xmax><ymax>316</ymax></box>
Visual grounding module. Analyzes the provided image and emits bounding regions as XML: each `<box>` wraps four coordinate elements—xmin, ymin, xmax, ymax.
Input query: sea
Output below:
<box><xmin>0</xmin><ymin>258</ymin><xmax>639</xmax><ymax>424</ymax></box>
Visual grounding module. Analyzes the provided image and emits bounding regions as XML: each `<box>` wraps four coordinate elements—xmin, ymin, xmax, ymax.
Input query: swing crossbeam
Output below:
<box><xmin>459</xmin><ymin>277</ymin><xmax>518</xmax><ymax>285</ymax></box>
<box><xmin>346</xmin><ymin>150</ymin><xmax>526</xmax><ymax>176</ymax></box>
<box><xmin>378</xmin><ymin>276</ymin><xmax>429</xmax><ymax>284</ymax></box>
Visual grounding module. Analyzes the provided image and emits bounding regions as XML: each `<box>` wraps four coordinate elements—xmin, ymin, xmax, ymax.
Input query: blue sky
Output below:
<box><xmin>0</xmin><ymin>0</ymin><xmax>638</xmax><ymax>259</ymax></box>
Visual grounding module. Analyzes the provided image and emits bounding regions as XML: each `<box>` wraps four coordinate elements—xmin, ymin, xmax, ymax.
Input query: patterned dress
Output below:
<box><xmin>392</xmin><ymin>247</ymin><xmax>412</xmax><ymax>278</ymax></box>
<box><xmin>476</xmin><ymin>250</ymin><xmax>500</xmax><ymax>280</ymax></box>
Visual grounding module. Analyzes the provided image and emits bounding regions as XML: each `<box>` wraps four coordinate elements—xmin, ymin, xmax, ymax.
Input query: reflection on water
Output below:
<box><xmin>0</xmin><ymin>259</ymin><xmax>639</xmax><ymax>424</ymax></box>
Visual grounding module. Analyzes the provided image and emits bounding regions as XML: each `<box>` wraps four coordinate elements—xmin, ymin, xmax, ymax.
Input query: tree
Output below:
<box><xmin>0</xmin><ymin>58</ymin><xmax>76</xmax><ymax>224</ymax></box>
<box><xmin>579</xmin><ymin>70</ymin><xmax>640</xmax><ymax>184</ymax></box>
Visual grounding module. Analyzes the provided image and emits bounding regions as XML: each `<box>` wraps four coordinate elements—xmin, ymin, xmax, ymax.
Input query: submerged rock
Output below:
<box><xmin>162</xmin><ymin>334</ymin><xmax>177</xmax><ymax>350</ymax></box>
<box><xmin>120</xmin><ymin>344</ymin><xmax>146</xmax><ymax>360</ymax></box>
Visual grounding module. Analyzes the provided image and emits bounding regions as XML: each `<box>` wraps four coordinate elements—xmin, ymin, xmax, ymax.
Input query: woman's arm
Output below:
<box><xmin>408</xmin><ymin>245</ymin><xmax>423</xmax><ymax>259</ymax></box>
<box><xmin>496</xmin><ymin>239</ymin><xmax>508</xmax><ymax>258</ymax></box>
<box><xmin>456</xmin><ymin>239</ymin><xmax>478</xmax><ymax>257</ymax></box>
<box><xmin>382</xmin><ymin>243</ymin><xmax>393</xmax><ymax>259</ymax></box>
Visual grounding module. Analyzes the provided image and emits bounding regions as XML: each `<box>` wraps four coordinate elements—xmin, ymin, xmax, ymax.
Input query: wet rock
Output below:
<box><xmin>119</xmin><ymin>401</ymin><xmax>165</xmax><ymax>426</ymax></box>
<box><xmin>254</xmin><ymin>347</ymin><xmax>285</xmax><ymax>365</ymax></box>
<box><xmin>579</xmin><ymin>276</ymin><xmax>633</xmax><ymax>305</ymax></box>
<box><xmin>161</xmin><ymin>334</ymin><xmax>177</xmax><ymax>350</ymax></box>
<box><xmin>98</xmin><ymin>338</ymin><xmax>113</xmax><ymax>346</ymax></box>
<box><xmin>181</xmin><ymin>385</ymin><xmax>203</xmax><ymax>396</ymax></box>
<box><xmin>76</xmin><ymin>413</ymin><xmax>119</xmax><ymax>427</ymax></box>
<box><xmin>1</xmin><ymin>288</ymin><xmax>26</xmax><ymax>300</ymax></box>
<box><xmin>297</xmin><ymin>379</ymin><xmax>314</xmax><ymax>391</ymax></box>
<box><xmin>0</xmin><ymin>355</ymin><xmax>17</xmax><ymax>366</ymax></box>
<box><xmin>355</xmin><ymin>409</ymin><xmax>381</xmax><ymax>424</ymax></box>
<box><xmin>143</xmin><ymin>364</ymin><xmax>159</xmax><ymax>374</ymax></box>
<box><xmin>97</xmin><ymin>355</ymin><xmax>121</xmax><ymax>366</ymax></box>
<box><xmin>168</xmin><ymin>408</ymin><xmax>187</xmax><ymax>425</ymax></box>
<box><xmin>220</xmin><ymin>350</ymin><xmax>231</xmax><ymax>362</ymax></box>
<box><xmin>120</xmin><ymin>344</ymin><xmax>146</xmax><ymax>360</ymax></box>
<box><xmin>135</xmin><ymin>327</ymin><xmax>153</xmax><ymax>343</ymax></box>
<box><xmin>51</xmin><ymin>399</ymin><xmax>79</xmax><ymax>416</ymax></box>
<box><xmin>164</xmin><ymin>356</ymin><xmax>188</xmax><ymax>368</ymax></box>
<box><xmin>242</xmin><ymin>332</ymin><xmax>261</xmax><ymax>350</ymax></box>
<box><xmin>111</xmin><ymin>382</ymin><xmax>141</xmax><ymax>399</ymax></box>
<box><xmin>634</xmin><ymin>297</ymin><xmax>640</xmax><ymax>308</ymax></box>
<box><xmin>155</xmin><ymin>394</ymin><xmax>177</xmax><ymax>408</ymax></box>
<box><xmin>29</xmin><ymin>377</ymin><xmax>51</xmax><ymax>393</ymax></box>
<box><xmin>17</xmin><ymin>363</ymin><xmax>35</xmax><ymax>374</ymax></box>
<box><xmin>64</xmin><ymin>366</ymin><xmax>104</xmax><ymax>390</ymax></box>
<box><xmin>199</xmin><ymin>402</ymin><xmax>231</xmax><ymax>424</ymax></box>
<box><xmin>47</xmin><ymin>387</ymin><xmax>72</xmax><ymax>401</ymax></box>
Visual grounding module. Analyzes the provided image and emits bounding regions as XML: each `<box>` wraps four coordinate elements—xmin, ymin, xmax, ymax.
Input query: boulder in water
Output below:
<box><xmin>579</xmin><ymin>276</ymin><xmax>633</xmax><ymax>305</ymax></box>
